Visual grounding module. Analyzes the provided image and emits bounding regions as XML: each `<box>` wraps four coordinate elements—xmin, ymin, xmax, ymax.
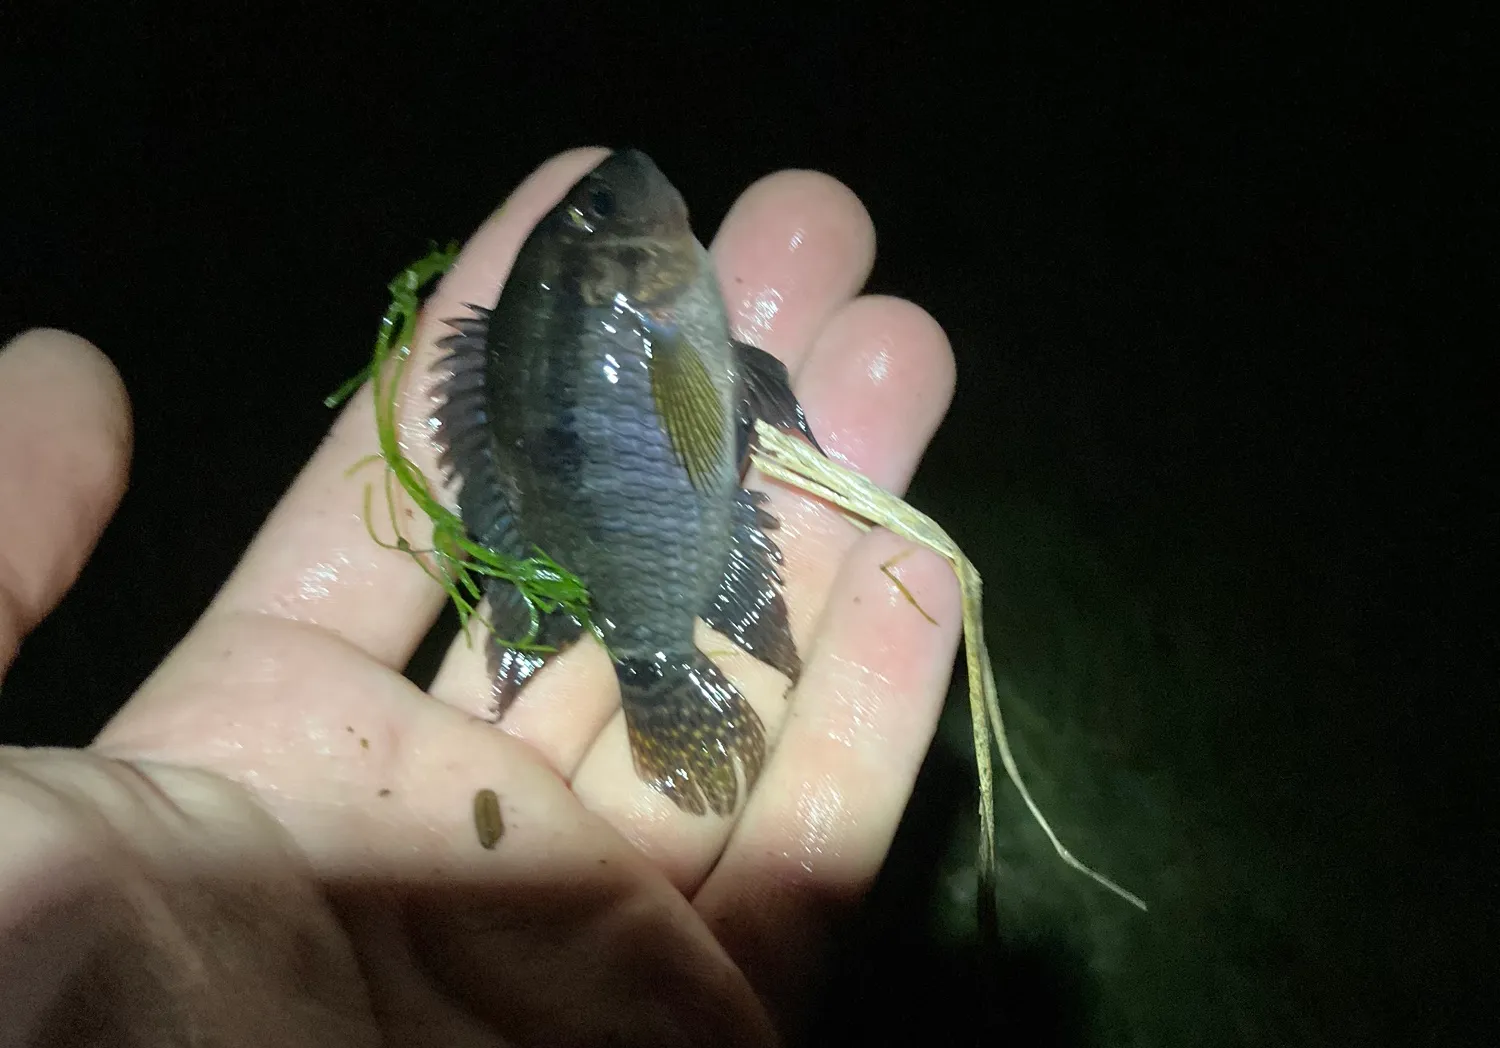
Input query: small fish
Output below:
<box><xmin>434</xmin><ymin>149</ymin><xmax>823</xmax><ymax>816</ymax></box>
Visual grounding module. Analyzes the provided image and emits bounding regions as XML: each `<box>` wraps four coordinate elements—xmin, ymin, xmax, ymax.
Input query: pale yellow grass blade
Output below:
<box><xmin>752</xmin><ymin>421</ymin><xmax>1148</xmax><ymax>913</ymax></box>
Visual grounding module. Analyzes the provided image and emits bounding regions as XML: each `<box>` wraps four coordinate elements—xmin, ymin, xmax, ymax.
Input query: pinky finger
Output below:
<box><xmin>691</xmin><ymin>528</ymin><xmax>960</xmax><ymax>1025</ymax></box>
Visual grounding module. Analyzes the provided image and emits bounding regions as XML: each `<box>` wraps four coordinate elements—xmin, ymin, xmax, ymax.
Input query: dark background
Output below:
<box><xmin>0</xmin><ymin>8</ymin><xmax>1482</xmax><ymax>1047</ymax></box>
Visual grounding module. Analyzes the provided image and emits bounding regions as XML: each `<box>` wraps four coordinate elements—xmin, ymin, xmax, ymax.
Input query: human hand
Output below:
<box><xmin>0</xmin><ymin>149</ymin><xmax>958</xmax><ymax>1047</ymax></box>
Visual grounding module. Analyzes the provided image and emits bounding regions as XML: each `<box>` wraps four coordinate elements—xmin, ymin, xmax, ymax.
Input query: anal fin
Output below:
<box><xmin>483</xmin><ymin>577</ymin><xmax>583</xmax><ymax>721</ymax></box>
<box><xmin>702</xmin><ymin>488</ymin><xmax>802</xmax><ymax>684</ymax></box>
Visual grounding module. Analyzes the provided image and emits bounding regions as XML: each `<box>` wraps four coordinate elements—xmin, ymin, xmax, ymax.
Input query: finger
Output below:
<box><xmin>182</xmin><ymin>149</ymin><xmax>609</xmax><ymax>671</ymax></box>
<box><xmin>569</xmin><ymin>293</ymin><xmax>954</xmax><ymax>890</ymax></box>
<box><xmin>748</xmin><ymin>295</ymin><xmax>956</xmax><ymax>645</ymax></box>
<box><xmin>711</xmin><ymin>170</ymin><xmax>877</xmax><ymax>372</ymax></box>
<box><xmin>693</xmin><ymin>530</ymin><xmax>960</xmax><ymax>1027</ymax></box>
<box><xmin>428</xmin><ymin>169</ymin><xmax>881</xmax><ymax>764</ymax></box>
<box><xmin>0</xmin><ymin>330</ymin><xmax>130</xmax><ymax>675</ymax></box>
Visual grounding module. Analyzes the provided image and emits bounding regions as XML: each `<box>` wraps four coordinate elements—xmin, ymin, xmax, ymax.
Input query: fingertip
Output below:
<box><xmin>0</xmin><ymin>327</ymin><xmax>132</xmax><ymax>511</ymax></box>
<box><xmin>876</xmin><ymin>295</ymin><xmax>956</xmax><ymax>404</ymax></box>
<box><xmin>833</xmin><ymin>294</ymin><xmax>956</xmax><ymax>414</ymax></box>
<box><xmin>0</xmin><ymin>328</ymin><xmax>133</xmax><ymax>652</ymax></box>
<box><xmin>711</xmin><ymin>170</ymin><xmax>877</xmax><ymax>363</ymax></box>
<box><xmin>794</xmin><ymin>295</ymin><xmax>956</xmax><ymax>493</ymax></box>
<box><xmin>0</xmin><ymin>327</ymin><xmax>132</xmax><ymax>467</ymax></box>
<box><xmin>719</xmin><ymin>169</ymin><xmax>874</xmax><ymax>262</ymax></box>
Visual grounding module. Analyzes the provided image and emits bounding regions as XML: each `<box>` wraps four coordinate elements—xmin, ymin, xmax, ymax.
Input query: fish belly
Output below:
<box><xmin>510</xmin><ymin>323</ymin><xmax>734</xmax><ymax>657</ymax></box>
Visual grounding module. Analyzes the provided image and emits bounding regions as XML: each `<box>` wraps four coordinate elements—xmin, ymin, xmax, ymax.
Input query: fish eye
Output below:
<box><xmin>586</xmin><ymin>184</ymin><xmax>616</xmax><ymax>220</ymax></box>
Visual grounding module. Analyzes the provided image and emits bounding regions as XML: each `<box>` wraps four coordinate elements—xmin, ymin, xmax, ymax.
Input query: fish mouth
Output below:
<box><xmin>549</xmin><ymin>148</ymin><xmax>700</xmax><ymax>304</ymax></box>
<box><xmin>589</xmin><ymin>149</ymin><xmax>692</xmax><ymax>231</ymax></box>
<box><xmin>593</xmin><ymin>147</ymin><xmax>662</xmax><ymax>178</ymax></box>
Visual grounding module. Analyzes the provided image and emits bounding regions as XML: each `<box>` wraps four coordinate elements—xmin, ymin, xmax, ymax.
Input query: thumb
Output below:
<box><xmin>0</xmin><ymin>329</ymin><xmax>131</xmax><ymax>677</ymax></box>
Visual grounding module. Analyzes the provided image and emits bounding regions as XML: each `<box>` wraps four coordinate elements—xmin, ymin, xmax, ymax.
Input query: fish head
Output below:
<box><xmin>537</xmin><ymin>149</ymin><xmax>702</xmax><ymax>308</ymax></box>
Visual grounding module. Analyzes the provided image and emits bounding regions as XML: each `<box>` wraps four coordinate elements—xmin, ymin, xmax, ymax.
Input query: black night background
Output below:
<box><xmin>0</xmin><ymin>8</ymin><xmax>1482</xmax><ymax>1047</ymax></box>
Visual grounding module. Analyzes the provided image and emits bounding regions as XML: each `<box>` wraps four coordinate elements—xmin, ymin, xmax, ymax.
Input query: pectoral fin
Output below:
<box><xmin>702</xmin><ymin>488</ymin><xmax>802</xmax><ymax>683</ymax></box>
<box><xmin>647</xmin><ymin>323</ymin><xmax>730</xmax><ymax>494</ymax></box>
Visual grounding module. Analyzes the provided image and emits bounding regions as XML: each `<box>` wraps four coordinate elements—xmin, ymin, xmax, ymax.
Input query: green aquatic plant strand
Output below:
<box><xmin>327</xmin><ymin>244</ymin><xmax>593</xmax><ymax>652</ymax></box>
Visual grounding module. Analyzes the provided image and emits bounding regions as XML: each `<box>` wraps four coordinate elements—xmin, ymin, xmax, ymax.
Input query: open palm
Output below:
<box><xmin>0</xmin><ymin>149</ymin><xmax>957</xmax><ymax>1047</ymax></box>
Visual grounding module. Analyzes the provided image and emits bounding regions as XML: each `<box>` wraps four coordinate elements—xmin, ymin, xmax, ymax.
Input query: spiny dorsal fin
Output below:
<box><xmin>434</xmin><ymin>304</ymin><xmax>515</xmax><ymax>550</ymax></box>
<box><xmin>647</xmin><ymin>324</ymin><xmax>728</xmax><ymax>494</ymax></box>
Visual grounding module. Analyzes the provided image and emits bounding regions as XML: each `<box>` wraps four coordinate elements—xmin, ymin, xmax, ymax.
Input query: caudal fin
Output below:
<box><xmin>616</xmin><ymin>652</ymin><xmax>766</xmax><ymax>817</ymax></box>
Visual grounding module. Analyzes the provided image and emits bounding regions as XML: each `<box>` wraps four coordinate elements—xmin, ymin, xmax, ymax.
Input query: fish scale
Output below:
<box><xmin>579</xmin><ymin>334</ymin><xmax>727</xmax><ymax>647</ymax></box>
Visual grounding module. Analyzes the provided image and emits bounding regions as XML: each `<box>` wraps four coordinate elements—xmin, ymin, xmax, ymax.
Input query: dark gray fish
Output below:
<box><xmin>434</xmin><ymin>149</ymin><xmax>824</xmax><ymax>817</ymax></box>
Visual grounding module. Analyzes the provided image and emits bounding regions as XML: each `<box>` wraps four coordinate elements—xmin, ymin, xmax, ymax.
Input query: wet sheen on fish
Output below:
<box><xmin>433</xmin><ymin>150</ymin><xmax>824</xmax><ymax>816</ymax></box>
